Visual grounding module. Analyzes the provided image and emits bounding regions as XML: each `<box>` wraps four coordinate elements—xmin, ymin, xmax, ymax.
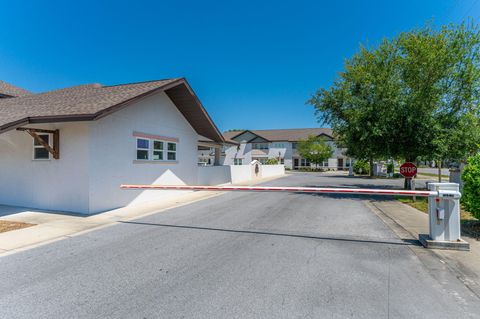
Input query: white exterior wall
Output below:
<box><xmin>328</xmin><ymin>158</ymin><xmax>338</xmax><ymax>169</ymax></box>
<box><xmin>262</xmin><ymin>164</ymin><xmax>285</xmax><ymax>177</ymax></box>
<box><xmin>268</xmin><ymin>141</ymin><xmax>292</xmax><ymax>169</ymax></box>
<box><xmin>198</xmin><ymin>166</ymin><xmax>231</xmax><ymax>185</ymax></box>
<box><xmin>223</xmin><ymin>142</ymin><xmax>252</xmax><ymax>165</ymax></box>
<box><xmin>230</xmin><ymin>165</ymin><xmax>256</xmax><ymax>183</ymax></box>
<box><xmin>198</xmin><ymin>164</ymin><xmax>285</xmax><ymax>185</ymax></box>
<box><xmin>88</xmin><ymin>91</ymin><xmax>198</xmax><ymax>213</ymax></box>
<box><xmin>0</xmin><ymin>92</ymin><xmax>199</xmax><ymax>214</ymax></box>
<box><xmin>0</xmin><ymin>122</ymin><xmax>90</xmax><ymax>213</ymax></box>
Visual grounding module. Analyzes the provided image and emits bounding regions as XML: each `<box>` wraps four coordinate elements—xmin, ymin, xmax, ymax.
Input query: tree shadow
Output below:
<box><xmin>119</xmin><ymin>220</ymin><xmax>422</xmax><ymax>247</ymax></box>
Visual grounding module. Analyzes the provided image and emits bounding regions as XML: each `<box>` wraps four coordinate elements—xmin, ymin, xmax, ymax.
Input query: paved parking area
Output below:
<box><xmin>0</xmin><ymin>173</ymin><xmax>479</xmax><ymax>318</ymax></box>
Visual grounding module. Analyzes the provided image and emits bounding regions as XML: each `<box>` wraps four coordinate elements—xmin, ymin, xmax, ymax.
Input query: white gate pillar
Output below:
<box><xmin>419</xmin><ymin>183</ymin><xmax>469</xmax><ymax>251</ymax></box>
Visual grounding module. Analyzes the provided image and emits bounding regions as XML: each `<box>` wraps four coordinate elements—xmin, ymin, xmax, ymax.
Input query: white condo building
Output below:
<box><xmin>221</xmin><ymin>128</ymin><xmax>350</xmax><ymax>170</ymax></box>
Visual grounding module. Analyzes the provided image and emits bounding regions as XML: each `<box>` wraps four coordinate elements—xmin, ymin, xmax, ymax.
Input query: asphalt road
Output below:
<box><xmin>1</xmin><ymin>173</ymin><xmax>479</xmax><ymax>318</ymax></box>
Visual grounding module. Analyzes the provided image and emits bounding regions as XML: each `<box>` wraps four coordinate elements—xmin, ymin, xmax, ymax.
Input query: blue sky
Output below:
<box><xmin>0</xmin><ymin>1</ymin><xmax>478</xmax><ymax>132</ymax></box>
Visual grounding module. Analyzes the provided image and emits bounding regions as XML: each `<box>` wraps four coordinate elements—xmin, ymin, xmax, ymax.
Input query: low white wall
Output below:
<box><xmin>229</xmin><ymin>164</ymin><xmax>285</xmax><ymax>184</ymax></box>
<box><xmin>198</xmin><ymin>166</ymin><xmax>231</xmax><ymax>185</ymax></box>
<box><xmin>229</xmin><ymin>165</ymin><xmax>253</xmax><ymax>183</ymax></box>
<box><xmin>262</xmin><ymin>165</ymin><xmax>285</xmax><ymax>178</ymax></box>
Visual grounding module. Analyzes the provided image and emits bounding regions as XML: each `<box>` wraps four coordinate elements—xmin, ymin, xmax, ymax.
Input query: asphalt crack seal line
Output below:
<box><xmin>364</xmin><ymin>200</ymin><xmax>480</xmax><ymax>302</ymax></box>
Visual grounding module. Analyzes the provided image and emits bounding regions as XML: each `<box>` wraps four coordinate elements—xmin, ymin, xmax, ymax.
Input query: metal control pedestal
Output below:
<box><xmin>419</xmin><ymin>183</ymin><xmax>470</xmax><ymax>251</ymax></box>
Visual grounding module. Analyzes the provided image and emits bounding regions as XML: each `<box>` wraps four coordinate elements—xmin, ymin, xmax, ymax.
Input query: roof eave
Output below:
<box><xmin>0</xmin><ymin>78</ymin><xmax>225</xmax><ymax>144</ymax></box>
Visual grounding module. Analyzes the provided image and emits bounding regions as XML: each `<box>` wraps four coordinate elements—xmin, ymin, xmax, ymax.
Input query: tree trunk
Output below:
<box><xmin>369</xmin><ymin>158</ymin><xmax>374</xmax><ymax>177</ymax></box>
<box><xmin>437</xmin><ymin>159</ymin><xmax>442</xmax><ymax>182</ymax></box>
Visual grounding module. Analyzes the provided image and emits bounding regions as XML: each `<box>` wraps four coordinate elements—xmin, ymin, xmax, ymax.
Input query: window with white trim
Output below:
<box><xmin>301</xmin><ymin>158</ymin><xmax>310</xmax><ymax>166</ymax></box>
<box><xmin>33</xmin><ymin>133</ymin><xmax>51</xmax><ymax>160</ymax></box>
<box><xmin>135</xmin><ymin>136</ymin><xmax>178</xmax><ymax>162</ymax></box>
<box><xmin>153</xmin><ymin>140</ymin><xmax>164</xmax><ymax>160</ymax></box>
<box><xmin>252</xmin><ymin>143</ymin><xmax>268</xmax><ymax>150</ymax></box>
<box><xmin>136</xmin><ymin>138</ymin><xmax>150</xmax><ymax>160</ymax></box>
<box><xmin>234</xmin><ymin>158</ymin><xmax>242</xmax><ymax>165</ymax></box>
<box><xmin>167</xmin><ymin>142</ymin><xmax>177</xmax><ymax>161</ymax></box>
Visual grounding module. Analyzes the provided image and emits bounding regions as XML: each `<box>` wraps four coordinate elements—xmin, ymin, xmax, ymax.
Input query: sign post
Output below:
<box><xmin>400</xmin><ymin>162</ymin><xmax>417</xmax><ymax>192</ymax></box>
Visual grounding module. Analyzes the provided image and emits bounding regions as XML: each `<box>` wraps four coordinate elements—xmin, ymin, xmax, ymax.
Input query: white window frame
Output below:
<box><xmin>33</xmin><ymin>133</ymin><xmax>52</xmax><ymax>161</ymax></box>
<box><xmin>134</xmin><ymin>136</ymin><xmax>178</xmax><ymax>163</ymax></box>
<box><xmin>166</xmin><ymin>142</ymin><xmax>177</xmax><ymax>161</ymax></box>
<box><xmin>136</xmin><ymin>137</ymin><xmax>150</xmax><ymax>161</ymax></box>
<box><xmin>252</xmin><ymin>143</ymin><xmax>268</xmax><ymax>150</ymax></box>
<box><xmin>152</xmin><ymin>140</ymin><xmax>164</xmax><ymax>161</ymax></box>
<box><xmin>234</xmin><ymin>158</ymin><xmax>243</xmax><ymax>165</ymax></box>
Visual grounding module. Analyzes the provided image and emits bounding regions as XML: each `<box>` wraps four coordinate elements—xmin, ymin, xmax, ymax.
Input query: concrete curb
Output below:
<box><xmin>419</xmin><ymin>234</ymin><xmax>470</xmax><ymax>251</ymax></box>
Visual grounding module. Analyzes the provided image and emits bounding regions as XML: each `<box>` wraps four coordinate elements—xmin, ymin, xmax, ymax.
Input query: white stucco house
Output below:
<box><xmin>0</xmin><ymin>78</ymin><xmax>225</xmax><ymax>214</ymax></box>
<box><xmin>222</xmin><ymin>128</ymin><xmax>350</xmax><ymax>170</ymax></box>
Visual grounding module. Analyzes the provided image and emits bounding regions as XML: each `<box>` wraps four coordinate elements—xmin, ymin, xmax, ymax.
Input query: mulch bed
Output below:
<box><xmin>0</xmin><ymin>220</ymin><xmax>36</xmax><ymax>233</ymax></box>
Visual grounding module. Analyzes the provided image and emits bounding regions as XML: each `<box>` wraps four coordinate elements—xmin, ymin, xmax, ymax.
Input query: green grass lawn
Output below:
<box><xmin>395</xmin><ymin>196</ymin><xmax>429</xmax><ymax>213</ymax></box>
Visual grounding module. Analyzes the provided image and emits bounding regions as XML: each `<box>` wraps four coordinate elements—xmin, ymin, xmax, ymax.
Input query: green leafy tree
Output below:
<box><xmin>309</xmin><ymin>38</ymin><xmax>403</xmax><ymax>176</ymax></box>
<box><xmin>353</xmin><ymin>160</ymin><xmax>370</xmax><ymax>175</ymax></box>
<box><xmin>309</xmin><ymin>22</ymin><xmax>480</xmax><ymax>186</ymax></box>
<box><xmin>462</xmin><ymin>154</ymin><xmax>480</xmax><ymax>218</ymax></box>
<box><xmin>395</xmin><ymin>23</ymin><xmax>480</xmax><ymax>181</ymax></box>
<box><xmin>297</xmin><ymin>135</ymin><xmax>333</xmax><ymax>168</ymax></box>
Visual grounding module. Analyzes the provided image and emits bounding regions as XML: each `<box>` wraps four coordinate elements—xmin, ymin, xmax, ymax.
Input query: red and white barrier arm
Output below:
<box><xmin>120</xmin><ymin>184</ymin><xmax>438</xmax><ymax>197</ymax></box>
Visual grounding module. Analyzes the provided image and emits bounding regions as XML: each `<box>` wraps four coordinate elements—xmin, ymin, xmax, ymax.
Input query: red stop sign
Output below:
<box><xmin>400</xmin><ymin>162</ymin><xmax>417</xmax><ymax>178</ymax></box>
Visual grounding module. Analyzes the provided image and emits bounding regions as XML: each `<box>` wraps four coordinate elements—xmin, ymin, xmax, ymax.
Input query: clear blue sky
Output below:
<box><xmin>1</xmin><ymin>1</ymin><xmax>478</xmax><ymax>132</ymax></box>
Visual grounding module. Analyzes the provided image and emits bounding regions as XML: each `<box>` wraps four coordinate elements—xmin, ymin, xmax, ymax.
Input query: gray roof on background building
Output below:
<box><xmin>0</xmin><ymin>80</ymin><xmax>32</xmax><ymax>97</ymax></box>
<box><xmin>223</xmin><ymin>128</ymin><xmax>333</xmax><ymax>143</ymax></box>
<box><xmin>0</xmin><ymin>78</ymin><xmax>224</xmax><ymax>142</ymax></box>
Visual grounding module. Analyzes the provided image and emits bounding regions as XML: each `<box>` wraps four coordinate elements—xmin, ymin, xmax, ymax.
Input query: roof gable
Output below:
<box><xmin>228</xmin><ymin>130</ymin><xmax>267</xmax><ymax>143</ymax></box>
<box><xmin>223</xmin><ymin>128</ymin><xmax>333</xmax><ymax>143</ymax></box>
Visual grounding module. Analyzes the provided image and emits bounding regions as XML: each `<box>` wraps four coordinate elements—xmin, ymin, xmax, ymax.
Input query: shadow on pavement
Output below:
<box><xmin>119</xmin><ymin>221</ymin><xmax>422</xmax><ymax>247</ymax></box>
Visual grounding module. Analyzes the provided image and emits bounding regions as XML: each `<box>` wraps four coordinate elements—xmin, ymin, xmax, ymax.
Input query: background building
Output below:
<box><xmin>222</xmin><ymin>128</ymin><xmax>349</xmax><ymax>170</ymax></box>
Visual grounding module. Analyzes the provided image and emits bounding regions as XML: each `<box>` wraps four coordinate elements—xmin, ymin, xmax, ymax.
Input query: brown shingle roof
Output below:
<box><xmin>0</xmin><ymin>78</ymin><xmax>224</xmax><ymax>143</ymax></box>
<box><xmin>223</xmin><ymin>128</ymin><xmax>333</xmax><ymax>143</ymax></box>
<box><xmin>0</xmin><ymin>80</ymin><xmax>32</xmax><ymax>97</ymax></box>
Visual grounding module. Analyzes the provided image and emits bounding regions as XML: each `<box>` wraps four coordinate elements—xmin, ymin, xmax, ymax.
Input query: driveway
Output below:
<box><xmin>0</xmin><ymin>173</ymin><xmax>478</xmax><ymax>318</ymax></box>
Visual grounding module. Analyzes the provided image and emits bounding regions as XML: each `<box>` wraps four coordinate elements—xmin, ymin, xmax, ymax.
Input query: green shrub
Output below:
<box><xmin>353</xmin><ymin>160</ymin><xmax>370</xmax><ymax>175</ymax></box>
<box><xmin>387</xmin><ymin>163</ymin><xmax>394</xmax><ymax>174</ymax></box>
<box><xmin>265</xmin><ymin>158</ymin><xmax>279</xmax><ymax>165</ymax></box>
<box><xmin>462</xmin><ymin>154</ymin><xmax>480</xmax><ymax>219</ymax></box>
